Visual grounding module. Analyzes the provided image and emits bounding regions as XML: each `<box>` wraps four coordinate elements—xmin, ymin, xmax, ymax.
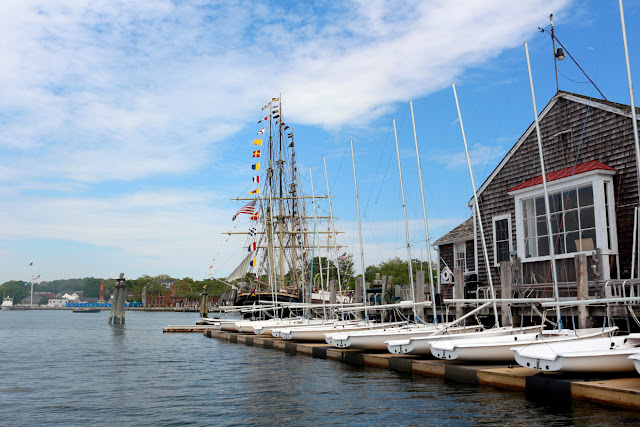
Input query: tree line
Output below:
<box><xmin>0</xmin><ymin>275</ymin><xmax>232</xmax><ymax>304</ymax></box>
<box><xmin>0</xmin><ymin>255</ymin><xmax>436</xmax><ymax>303</ymax></box>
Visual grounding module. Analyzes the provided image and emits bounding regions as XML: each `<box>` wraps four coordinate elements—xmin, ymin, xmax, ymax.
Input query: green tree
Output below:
<box><xmin>0</xmin><ymin>281</ymin><xmax>30</xmax><ymax>304</ymax></box>
<box><xmin>364</xmin><ymin>257</ymin><xmax>437</xmax><ymax>286</ymax></box>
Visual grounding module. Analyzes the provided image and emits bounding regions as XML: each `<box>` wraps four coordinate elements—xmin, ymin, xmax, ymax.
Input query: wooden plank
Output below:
<box><xmin>411</xmin><ymin>360</ymin><xmax>449</xmax><ymax>377</ymax></box>
<box><xmin>477</xmin><ymin>367</ymin><xmax>540</xmax><ymax>390</ymax></box>
<box><xmin>571</xmin><ymin>378</ymin><xmax>640</xmax><ymax>410</ymax></box>
<box><xmin>163</xmin><ymin>325</ymin><xmax>220</xmax><ymax>332</ymax></box>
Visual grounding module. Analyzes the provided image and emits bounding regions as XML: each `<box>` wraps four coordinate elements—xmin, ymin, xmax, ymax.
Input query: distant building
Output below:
<box><xmin>145</xmin><ymin>282</ymin><xmax>177</xmax><ymax>308</ymax></box>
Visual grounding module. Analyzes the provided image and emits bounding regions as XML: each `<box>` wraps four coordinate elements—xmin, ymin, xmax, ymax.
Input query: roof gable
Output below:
<box><xmin>434</xmin><ymin>217</ymin><xmax>474</xmax><ymax>246</ymax></box>
<box><xmin>469</xmin><ymin>91</ymin><xmax>637</xmax><ymax>206</ymax></box>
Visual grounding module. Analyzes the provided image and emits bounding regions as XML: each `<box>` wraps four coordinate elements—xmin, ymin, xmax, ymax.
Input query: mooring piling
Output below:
<box><xmin>108</xmin><ymin>273</ymin><xmax>126</xmax><ymax>324</ymax></box>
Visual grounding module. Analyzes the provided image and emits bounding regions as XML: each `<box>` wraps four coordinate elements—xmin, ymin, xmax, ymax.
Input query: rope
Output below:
<box><xmin>627</xmin><ymin>304</ymin><xmax>640</xmax><ymax>327</ymax></box>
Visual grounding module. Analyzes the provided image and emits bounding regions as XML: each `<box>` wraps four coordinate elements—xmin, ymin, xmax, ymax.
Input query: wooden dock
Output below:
<box><xmin>203</xmin><ymin>329</ymin><xmax>640</xmax><ymax>410</ymax></box>
<box><xmin>162</xmin><ymin>325</ymin><xmax>220</xmax><ymax>333</ymax></box>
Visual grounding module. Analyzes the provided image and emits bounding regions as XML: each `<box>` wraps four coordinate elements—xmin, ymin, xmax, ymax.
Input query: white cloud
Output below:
<box><xmin>435</xmin><ymin>143</ymin><xmax>509</xmax><ymax>174</ymax></box>
<box><xmin>0</xmin><ymin>0</ymin><xmax>574</xmax><ymax>282</ymax></box>
<box><xmin>0</xmin><ymin>0</ymin><xmax>570</xmax><ymax>185</ymax></box>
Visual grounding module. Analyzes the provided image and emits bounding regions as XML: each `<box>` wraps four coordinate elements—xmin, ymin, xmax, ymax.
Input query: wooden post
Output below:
<box><xmin>500</xmin><ymin>261</ymin><xmax>512</xmax><ymax>327</ymax></box>
<box><xmin>200</xmin><ymin>287</ymin><xmax>209</xmax><ymax>318</ymax></box>
<box><xmin>381</xmin><ymin>276</ymin><xmax>387</xmax><ymax>322</ymax></box>
<box><xmin>575</xmin><ymin>253</ymin><xmax>592</xmax><ymax>328</ymax></box>
<box><xmin>355</xmin><ymin>277</ymin><xmax>363</xmax><ymax>304</ymax></box>
<box><xmin>415</xmin><ymin>270</ymin><xmax>425</xmax><ymax>320</ymax></box>
<box><xmin>108</xmin><ymin>286</ymin><xmax>119</xmax><ymax>324</ymax></box>
<box><xmin>329</xmin><ymin>280</ymin><xmax>336</xmax><ymax>319</ymax></box>
<box><xmin>110</xmin><ymin>273</ymin><xmax>126</xmax><ymax>325</ymax></box>
<box><xmin>453</xmin><ymin>267</ymin><xmax>464</xmax><ymax>319</ymax></box>
<box><xmin>117</xmin><ymin>273</ymin><xmax>127</xmax><ymax>324</ymax></box>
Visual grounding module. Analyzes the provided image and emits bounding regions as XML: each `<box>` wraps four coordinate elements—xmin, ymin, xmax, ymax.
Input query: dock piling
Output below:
<box><xmin>108</xmin><ymin>273</ymin><xmax>126</xmax><ymax>324</ymax></box>
<box><xmin>500</xmin><ymin>262</ymin><xmax>513</xmax><ymax>327</ymax></box>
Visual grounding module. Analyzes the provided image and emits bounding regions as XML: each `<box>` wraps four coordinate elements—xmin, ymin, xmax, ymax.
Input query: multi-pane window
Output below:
<box><xmin>494</xmin><ymin>218</ymin><xmax>511</xmax><ymax>263</ymax></box>
<box><xmin>522</xmin><ymin>184</ymin><xmax>595</xmax><ymax>258</ymax></box>
<box><xmin>454</xmin><ymin>242</ymin><xmax>466</xmax><ymax>271</ymax></box>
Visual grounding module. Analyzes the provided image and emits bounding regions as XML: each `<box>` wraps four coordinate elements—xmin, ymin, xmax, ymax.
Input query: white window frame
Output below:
<box><xmin>492</xmin><ymin>213</ymin><xmax>512</xmax><ymax>267</ymax></box>
<box><xmin>453</xmin><ymin>241</ymin><xmax>467</xmax><ymax>273</ymax></box>
<box><xmin>509</xmin><ymin>169</ymin><xmax>617</xmax><ymax>265</ymax></box>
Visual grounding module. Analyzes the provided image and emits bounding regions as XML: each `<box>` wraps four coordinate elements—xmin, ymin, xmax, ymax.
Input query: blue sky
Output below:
<box><xmin>1</xmin><ymin>0</ymin><xmax>639</xmax><ymax>283</ymax></box>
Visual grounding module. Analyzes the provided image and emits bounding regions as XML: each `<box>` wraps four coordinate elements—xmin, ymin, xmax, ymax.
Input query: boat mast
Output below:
<box><xmin>451</xmin><ymin>83</ymin><xmax>500</xmax><ymax>327</ymax></box>
<box><xmin>296</xmin><ymin>169</ymin><xmax>308</xmax><ymax>304</ymax></box>
<box><xmin>323</xmin><ymin>156</ymin><xmax>344</xmax><ymax>308</ymax></box>
<box><xmin>392</xmin><ymin>118</ymin><xmax>418</xmax><ymax>321</ymax></box>
<box><xmin>278</xmin><ymin>105</ymin><xmax>286</xmax><ymax>290</ymax></box>
<box><xmin>524</xmin><ymin>42</ymin><xmax>562</xmax><ymax>325</ymax></box>
<box><xmin>350</xmin><ymin>138</ymin><xmax>368</xmax><ymax>320</ymax></box>
<box><xmin>618</xmin><ymin>0</ymin><xmax>640</xmax><ymax>277</ymax></box>
<box><xmin>309</xmin><ymin>166</ymin><xmax>327</xmax><ymax>318</ymax></box>
<box><xmin>266</xmin><ymin>103</ymin><xmax>277</xmax><ymax>294</ymax></box>
<box><xmin>409</xmin><ymin>100</ymin><xmax>437</xmax><ymax>321</ymax></box>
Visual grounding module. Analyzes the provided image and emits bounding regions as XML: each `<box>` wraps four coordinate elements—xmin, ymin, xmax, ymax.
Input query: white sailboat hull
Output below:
<box><xmin>430</xmin><ymin>327</ymin><xmax>618</xmax><ymax>362</ymax></box>
<box><xmin>253</xmin><ymin>318</ymin><xmax>325</xmax><ymax>335</ymax></box>
<box><xmin>387</xmin><ymin>325</ymin><xmax>543</xmax><ymax>355</ymax></box>
<box><xmin>513</xmin><ymin>333</ymin><xmax>640</xmax><ymax>373</ymax></box>
<box><xmin>327</xmin><ymin>324</ymin><xmax>484</xmax><ymax>351</ymax></box>
<box><xmin>280</xmin><ymin>321</ymin><xmax>404</xmax><ymax>342</ymax></box>
<box><xmin>629</xmin><ymin>354</ymin><xmax>640</xmax><ymax>375</ymax></box>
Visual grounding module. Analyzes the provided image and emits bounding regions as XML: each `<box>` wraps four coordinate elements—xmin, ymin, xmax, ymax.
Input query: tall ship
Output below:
<box><xmin>223</xmin><ymin>96</ymin><xmax>338</xmax><ymax>309</ymax></box>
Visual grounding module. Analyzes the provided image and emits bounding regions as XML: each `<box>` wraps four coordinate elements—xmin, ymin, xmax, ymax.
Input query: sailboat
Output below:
<box><xmin>384</xmin><ymin>83</ymin><xmax>551</xmax><ymax>356</ymax></box>
<box><xmin>430</xmin><ymin>326</ymin><xmax>619</xmax><ymax>362</ymax></box>
<box><xmin>422</xmin><ymin>48</ymin><xmax>619</xmax><ymax>362</ymax></box>
<box><xmin>513</xmin><ymin>334</ymin><xmax>640</xmax><ymax>372</ymax></box>
<box><xmin>208</xmin><ymin>96</ymin><xmax>353</xmax><ymax>332</ymax></box>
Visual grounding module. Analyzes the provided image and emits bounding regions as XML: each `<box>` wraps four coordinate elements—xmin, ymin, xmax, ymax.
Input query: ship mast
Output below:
<box><xmin>266</xmin><ymin>103</ymin><xmax>276</xmax><ymax>293</ymax></box>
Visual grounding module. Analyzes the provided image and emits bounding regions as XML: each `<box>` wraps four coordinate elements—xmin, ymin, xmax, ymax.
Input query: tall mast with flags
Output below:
<box><xmin>221</xmin><ymin>96</ymin><xmax>335</xmax><ymax>306</ymax></box>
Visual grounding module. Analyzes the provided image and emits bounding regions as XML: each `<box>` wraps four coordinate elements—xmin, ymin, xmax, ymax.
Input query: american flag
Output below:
<box><xmin>232</xmin><ymin>200</ymin><xmax>257</xmax><ymax>221</ymax></box>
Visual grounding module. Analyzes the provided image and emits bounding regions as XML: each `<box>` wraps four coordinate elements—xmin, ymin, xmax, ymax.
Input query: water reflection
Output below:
<box><xmin>1</xmin><ymin>311</ymin><xmax>638</xmax><ymax>426</ymax></box>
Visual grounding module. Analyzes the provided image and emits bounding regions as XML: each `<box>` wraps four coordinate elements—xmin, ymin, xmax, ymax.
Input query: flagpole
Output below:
<box><xmin>410</xmin><ymin>100</ymin><xmax>437</xmax><ymax>322</ymax></box>
<box><xmin>392</xmin><ymin>118</ymin><xmax>418</xmax><ymax>322</ymax></box>
<box><xmin>350</xmin><ymin>138</ymin><xmax>368</xmax><ymax>320</ymax></box>
<box><xmin>323</xmin><ymin>156</ymin><xmax>345</xmax><ymax>310</ymax></box>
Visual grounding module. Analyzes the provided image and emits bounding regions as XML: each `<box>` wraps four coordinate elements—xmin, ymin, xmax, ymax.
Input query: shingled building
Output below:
<box><xmin>438</xmin><ymin>91</ymin><xmax>640</xmax><ymax>298</ymax></box>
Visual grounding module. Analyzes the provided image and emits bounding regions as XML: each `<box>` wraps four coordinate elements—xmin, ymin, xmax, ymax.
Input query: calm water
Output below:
<box><xmin>1</xmin><ymin>311</ymin><xmax>639</xmax><ymax>426</ymax></box>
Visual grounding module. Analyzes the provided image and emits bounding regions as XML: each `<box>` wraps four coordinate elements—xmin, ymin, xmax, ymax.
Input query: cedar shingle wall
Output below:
<box><xmin>465</xmin><ymin>239</ymin><xmax>475</xmax><ymax>273</ymax></box>
<box><xmin>475</xmin><ymin>96</ymin><xmax>638</xmax><ymax>286</ymax></box>
<box><xmin>439</xmin><ymin>243</ymin><xmax>454</xmax><ymax>273</ymax></box>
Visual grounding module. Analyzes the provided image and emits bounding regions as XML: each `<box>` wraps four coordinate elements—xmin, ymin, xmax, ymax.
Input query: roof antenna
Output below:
<box><xmin>539</xmin><ymin>14</ymin><xmax>607</xmax><ymax>101</ymax></box>
<box><xmin>550</xmin><ymin>14</ymin><xmax>563</xmax><ymax>93</ymax></box>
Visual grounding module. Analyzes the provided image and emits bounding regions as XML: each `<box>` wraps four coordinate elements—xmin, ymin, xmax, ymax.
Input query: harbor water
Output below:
<box><xmin>1</xmin><ymin>310</ymin><xmax>639</xmax><ymax>426</ymax></box>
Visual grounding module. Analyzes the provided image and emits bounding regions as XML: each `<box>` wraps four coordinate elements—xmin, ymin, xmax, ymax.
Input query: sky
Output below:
<box><xmin>1</xmin><ymin>0</ymin><xmax>639</xmax><ymax>284</ymax></box>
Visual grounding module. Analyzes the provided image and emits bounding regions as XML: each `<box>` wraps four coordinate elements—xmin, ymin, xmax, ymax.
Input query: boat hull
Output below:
<box><xmin>430</xmin><ymin>327</ymin><xmax>617</xmax><ymax>362</ymax></box>
<box><xmin>630</xmin><ymin>354</ymin><xmax>640</xmax><ymax>375</ymax></box>
<box><xmin>387</xmin><ymin>325</ymin><xmax>543</xmax><ymax>355</ymax></box>
<box><xmin>513</xmin><ymin>334</ymin><xmax>640</xmax><ymax>373</ymax></box>
<box><xmin>281</xmin><ymin>322</ymin><xmax>390</xmax><ymax>341</ymax></box>
<box><xmin>327</xmin><ymin>324</ymin><xmax>484</xmax><ymax>351</ymax></box>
